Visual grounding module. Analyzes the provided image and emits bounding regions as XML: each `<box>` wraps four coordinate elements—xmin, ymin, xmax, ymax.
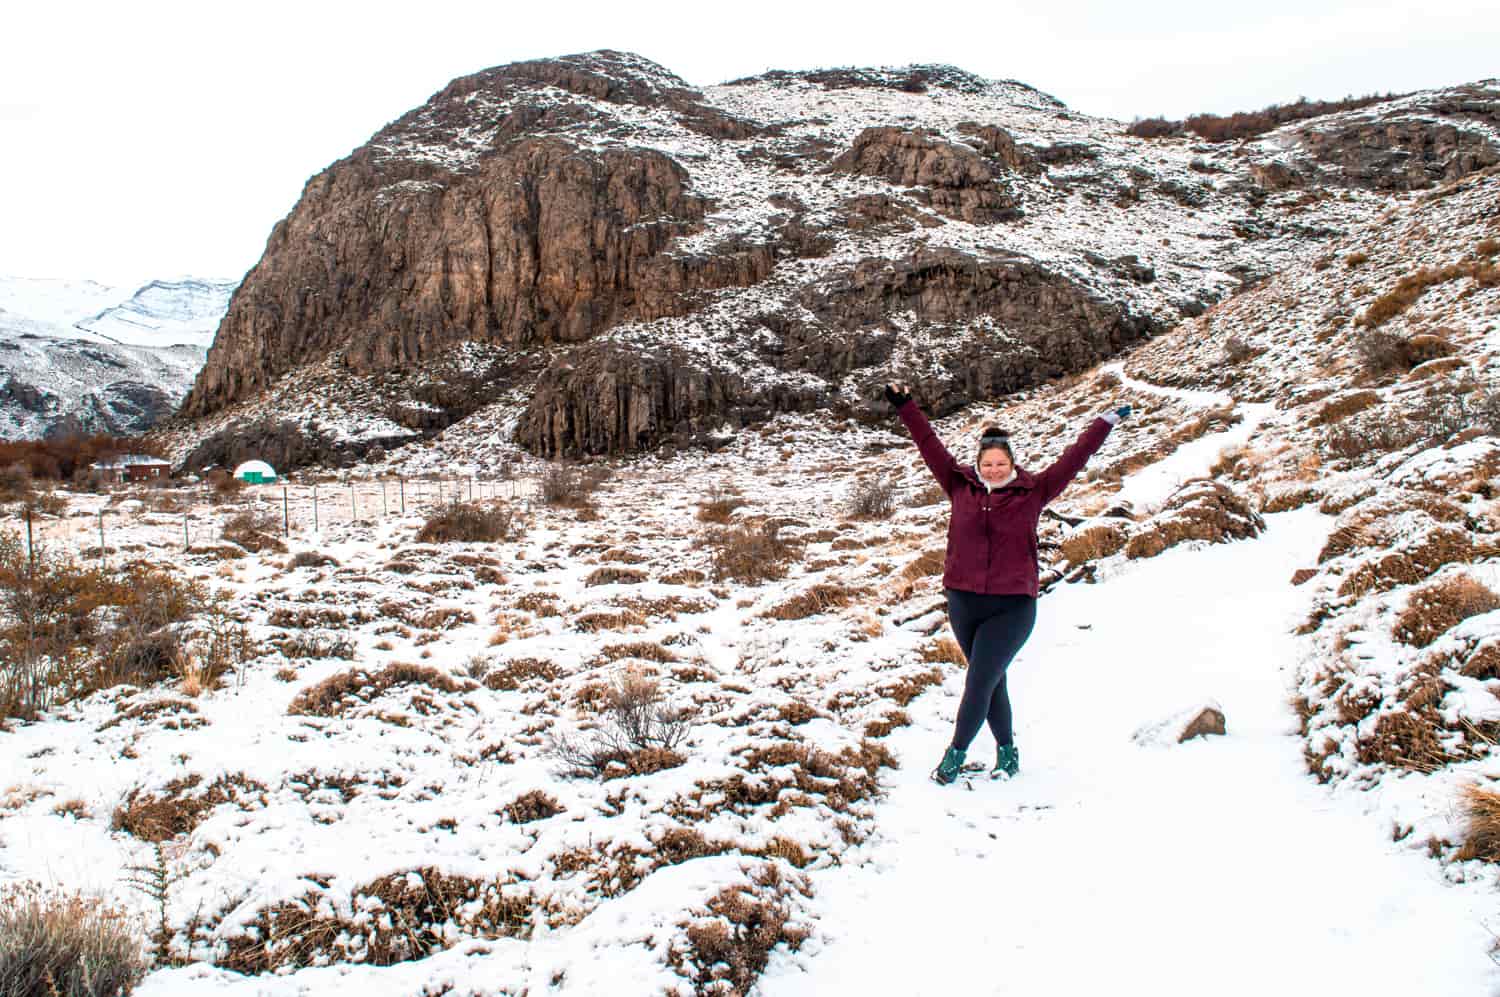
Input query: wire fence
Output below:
<box><xmin>12</xmin><ymin>474</ymin><xmax>539</xmax><ymax>565</ymax></box>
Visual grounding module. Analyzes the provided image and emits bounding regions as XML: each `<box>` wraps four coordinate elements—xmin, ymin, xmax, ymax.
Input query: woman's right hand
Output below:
<box><xmin>884</xmin><ymin>383</ymin><xmax>912</xmax><ymax>407</ymax></box>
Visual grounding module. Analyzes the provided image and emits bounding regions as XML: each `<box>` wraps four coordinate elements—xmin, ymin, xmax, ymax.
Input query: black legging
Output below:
<box><xmin>945</xmin><ymin>589</ymin><xmax>1038</xmax><ymax>751</ymax></box>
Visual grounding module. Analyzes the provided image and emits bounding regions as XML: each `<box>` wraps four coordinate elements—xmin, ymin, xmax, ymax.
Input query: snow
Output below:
<box><xmin>762</xmin><ymin>506</ymin><xmax>1498</xmax><ymax>997</ymax></box>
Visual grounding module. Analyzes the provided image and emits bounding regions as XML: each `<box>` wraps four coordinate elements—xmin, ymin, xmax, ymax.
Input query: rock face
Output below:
<box><xmin>172</xmin><ymin>51</ymin><xmax>1500</xmax><ymax>464</ymax></box>
<box><xmin>830</xmin><ymin>128</ymin><xmax>1022</xmax><ymax>223</ymax></box>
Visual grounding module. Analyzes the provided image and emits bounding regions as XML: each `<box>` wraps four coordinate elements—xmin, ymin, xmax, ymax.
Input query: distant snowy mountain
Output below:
<box><xmin>0</xmin><ymin>275</ymin><xmax>235</xmax><ymax>440</ymax></box>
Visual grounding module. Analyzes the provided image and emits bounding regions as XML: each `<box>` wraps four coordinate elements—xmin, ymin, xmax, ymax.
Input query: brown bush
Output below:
<box><xmin>1059</xmin><ymin>522</ymin><xmax>1129</xmax><ymax>565</ymax></box>
<box><xmin>760</xmin><ymin>582</ymin><xmax>864</xmax><ymax>621</ymax></box>
<box><xmin>538</xmin><ymin>465</ymin><xmax>601</xmax><ymax>509</ymax></box>
<box><xmin>876</xmin><ymin>667</ymin><xmax>945</xmax><ymax>706</ymax></box>
<box><xmin>416</xmin><ymin>501</ymin><xmax>517</xmax><ymax>543</ymax></box>
<box><xmin>847</xmin><ymin>476</ymin><xmax>898</xmax><ymax>520</ymax></box>
<box><xmin>697</xmin><ymin>488</ymin><xmax>746</xmax><ymax>523</ymax></box>
<box><xmin>548</xmin><ymin>671</ymin><xmax>694</xmax><ymax>779</ymax></box>
<box><xmin>586</xmin><ymin>566</ymin><xmax>648</xmax><ymax>586</ymax></box>
<box><xmin>0</xmin><ymin>882</ymin><xmax>147</xmax><ymax>996</ymax></box>
<box><xmin>707</xmin><ymin>522</ymin><xmax>802</xmax><ymax>584</ymax></box>
<box><xmin>219</xmin><ymin>868</ymin><xmax>534</xmax><ymax>973</ymax></box>
<box><xmin>864</xmin><ymin>709</ymin><xmax>912</xmax><ymax>737</ymax></box>
<box><xmin>221</xmin><ymin>510</ymin><xmax>286</xmax><ymax>553</ymax></box>
<box><xmin>1458</xmin><ymin>783</ymin><xmax>1500</xmax><ymax>862</ymax></box>
<box><xmin>1127</xmin><ymin>92</ymin><xmax>1397</xmax><ymax>144</ymax></box>
<box><xmin>675</xmin><ymin>864</ymin><xmax>811</xmax><ymax>996</ymax></box>
<box><xmin>1358</xmin><ymin>260</ymin><xmax>1497</xmax><ymax>329</ymax></box>
<box><xmin>484</xmin><ymin>657</ymin><xmax>561</xmax><ymax>691</ymax></box>
<box><xmin>287</xmin><ymin>662</ymin><xmax>474</xmax><ymax>717</ymax></box>
<box><xmin>1126</xmin><ymin>116</ymin><xmax>1179</xmax><ymax>138</ymax></box>
<box><xmin>1314</xmin><ymin>390</ymin><xmax>1382</xmax><ymax>424</ymax></box>
<box><xmin>502</xmin><ymin>790</ymin><xmax>563</xmax><ymax>824</ymax></box>
<box><xmin>1392</xmin><ymin>575</ymin><xmax>1500</xmax><ymax>648</ymax></box>
<box><xmin>112</xmin><ymin>773</ymin><xmax>266</xmax><ymax>842</ymax></box>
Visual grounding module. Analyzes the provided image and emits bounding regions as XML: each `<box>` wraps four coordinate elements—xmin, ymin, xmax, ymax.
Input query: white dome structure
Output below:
<box><xmin>233</xmin><ymin>460</ymin><xmax>277</xmax><ymax>484</ymax></box>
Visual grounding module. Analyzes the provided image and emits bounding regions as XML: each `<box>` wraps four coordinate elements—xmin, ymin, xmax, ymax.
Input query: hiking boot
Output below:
<box><xmin>990</xmin><ymin>744</ymin><xmax>1020</xmax><ymax>780</ymax></box>
<box><xmin>931</xmin><ymin>746</ymin><xmax>966</xmax><ymax>785</ymax></box>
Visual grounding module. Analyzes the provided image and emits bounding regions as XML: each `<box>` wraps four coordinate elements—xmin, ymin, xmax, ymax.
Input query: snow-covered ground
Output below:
<box><xmin>764</xmin><ymin>503</ymin><xmax>1497</xmax><ymax>996</ymax></box>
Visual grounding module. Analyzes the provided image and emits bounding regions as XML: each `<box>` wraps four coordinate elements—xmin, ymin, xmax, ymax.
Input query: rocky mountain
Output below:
<box><xmin>0</xmin><ymin>276</ymin><xmax>234</xmax><ymax>439</ymax></box>
<box><xmin>169</xmin><ymin>52</ymin><xmax>1499</xmax><ymax>470</ymax></box>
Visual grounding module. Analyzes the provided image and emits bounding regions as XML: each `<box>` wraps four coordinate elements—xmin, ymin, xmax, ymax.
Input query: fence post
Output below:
<box><xmin>25</xmin><ymin>504</ymin><xmax>34</xmax><ymax>572</ymax></box>
<box><xmin>313</xmin><ymin>485</ymin><xmax>319</xmax><ymax>533</ymax></box>
<box><xmin>400</xmin><ymin>476</ymin><xmax>406</xmax><ymax>515</ymax></box>
<box><xmin>97</xmin><ymin>508</ymin><xmax>105</xmax><ymax>560</ymax></box>
<box><xmin>183</xmin><ymin>511</ymin><xmax>189</xmax><ymax>552</ymax></box>
<box><xmin>382</xmin><ymin>479</ymin><xmax>388</xmax><ymax>518</ymax></box>
<box><xmin>283</xmin><ymin>486</ymin><xmax>290</xmax><ymax>537</ymax></box>
<box><xmin>350</xmin><ymin>483</ymin><xmax>357</xmax><ymax>523</ymax></box>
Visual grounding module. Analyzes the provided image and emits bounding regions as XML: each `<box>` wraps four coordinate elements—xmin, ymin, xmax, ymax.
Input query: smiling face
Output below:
<box><xmin>977</xmin><ymin>447</ymin><xmax>1014</xmax><ymax>484</ymax></box>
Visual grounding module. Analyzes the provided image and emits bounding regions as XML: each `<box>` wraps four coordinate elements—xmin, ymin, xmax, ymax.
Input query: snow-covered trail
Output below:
<box><xmin>765</xmin><ymin>506</ymin><xmax>1499</xmax><ymax>996</ymax></box>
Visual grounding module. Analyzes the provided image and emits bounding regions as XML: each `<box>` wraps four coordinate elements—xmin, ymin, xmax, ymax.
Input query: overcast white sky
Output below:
<box><xmin>3</xmin><ymin>0</ymin><xmax>1495</xmax><ymax>287</ymax></box>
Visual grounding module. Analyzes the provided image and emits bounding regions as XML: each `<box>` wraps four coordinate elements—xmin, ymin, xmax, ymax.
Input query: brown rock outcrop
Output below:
<box><xmin>830</xmin><ymin>128</ymin><xmax>1021</xmax><ymax>223</ymax></box>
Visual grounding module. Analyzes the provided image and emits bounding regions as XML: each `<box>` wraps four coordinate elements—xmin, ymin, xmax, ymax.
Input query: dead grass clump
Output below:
<box><xmin>1457</xmin><ymin>783</ymin><xmax>1500</xmax><ymax>862</ymax></box>
<box><xmin>1261</xmin><ymin>486</ymin><xmax>1320</xmax><ymax>513</ymax></box>
<box><xmin>1393</xmin><ymin>575</ymin><xmax>1500</xmax><ymax>647</ymax></box>
<box><xmin>674</xmin><ymin>864</ymin><xmax>811</xmax><ymax>996</ymax></box>
<box><xmin>1358</xmin><ymin>260</ymin><xmax>1500</xmax><ymax>329</ymax></box>
<box><xmin>706</xmin><ymin>521</ymin><xmax>802</xmax><ymax>584</ymax></box>
<box><xmin>697</xmin><ymin>488</ymin><xmax>746</xmax><ymax>523</ymax></box>
<box><xmin>0</xmin><ymin>882</ymin><xmax>147</xmax><ymax>997</ymax></box>
<box><xmin>571</xmin><ymin>608</ymin><xmax>648</xmax><ymax>633</ymax></box>
<box><xmin>1314</xmin><ymin>390</ymin><xmax>1382</xmax><ymax>425</ymax></box>
<box><xmin>503</xmin><ymin>790</ymin><xmax>563</xmax><ymax>824</ymax></box>
<box><xmin>846</xmin><ymin>476</ymin><xmax>898</xmax><ymax>520</ymax></box>
<box><xmin>548</xmin><ymin>671</ymin><xmax>694</xmax><ymax>779</ymax></box>
<box><xmin>661</xmin><ymin>567</ymin><xmax>708</xmax><ymax>586</ymax></box>
<box><xmin>1059</xmin><ymin>522</ymin><xmax>1129</xmax><ymax>565</ymax></box>
<box><xmin>919</xmin><ymin>636</ymin><xmax>965</xmax><ymax>667</ymax></box>
<box><xmin>220</xmin><ymin>510</ymin><xmax>287</xmax><ymax>554</ymax></box>
<box><xmin>539</xmin><ymin>466</ymin><xmax>598</xmax><ymax>509</ymax></box>
<box><xmin>289</xmin><ymin>550</ymin><xmax>338</xmax><ymax>569</ymax></box>
<box><xmin>586</xmin><ymin>566</ymin><xmax>648</xmax><ymax>586</ymax></box>
<box><xmin>1354</xmin><ymin>710</ymin><xmax>1449</xmax><ymax>774</ymax></box>
<box><xmin>277</xmin><ymin>631</ymin><xmax>356</xmax><ymax>660</ymax></box>
<box><xmin>877</xmin><ymin>667</ymin><xmax>945</xmax><ymax>706</ymax></box>
<box><xmin>777</xmin><ymin>701</ymin><xmax>822</xmax><ymax>725</ymax></box>
<box><xmin>760</xmin><ymin>583</ymin><xmax>864</xmax><ymax>621</ymax></box>
<box><xmin>112</xmin><ymin>773</ymin><xmax>266</xmax><ymax>842</ymax></box>
<box><xmin>864</xmin><ymin>709</ymin><xmax>912</xmax><ymax>737</ymax></box>
<box><xmin>596</xmin><ymin>641</ymin><xmax>678</xmax><ymax>665</ymax></box>
<box><xmin>899</xmin><ymin>548</ymin><xmax>945</xmax><ymax>580</ymax></box>
<box><xmin>415</xmin><ymin>501</ymin><xmax>517</xmax><ymax>543</ymax></box>
<box><xmin>219</xmin><ymin>868</ymin><xmax>534</xmax><ymax>973</ymax></box>
<box><xmin>514</xmin><ymin>592</ymin><xmax>561</xmax><ymax>617</ymax></box>
<box><xmin>1125</xmin><ymin>480</ymin><xmax>1264</xmax><ymax>560</ymax></box>
<box><xmin>484</xmin><ymin>657</ymin><xmax>561</xmax><ymax>691</ymax></box>
<box><xmin>287</xmin><ymin>662</ymin><xmax>474</xmax><ymax>717</ymax></box>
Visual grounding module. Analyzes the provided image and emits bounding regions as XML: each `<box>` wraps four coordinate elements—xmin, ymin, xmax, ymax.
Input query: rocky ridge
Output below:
<box><xmin>168</xmin><ymin>54</ymin><xmax>1500</xmax><ymax>468</ymax></box>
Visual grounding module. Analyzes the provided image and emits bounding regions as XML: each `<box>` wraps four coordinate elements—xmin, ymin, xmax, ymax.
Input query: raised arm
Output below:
<box><xmin>1034</xmin><ymin>408</ymin><xmax>1127</xmax><ymax>506</ymax></box>
<box><xmin>896</xmin><ymin>397</ymin><xmax>963</xmax><ymax>497</ymax></box>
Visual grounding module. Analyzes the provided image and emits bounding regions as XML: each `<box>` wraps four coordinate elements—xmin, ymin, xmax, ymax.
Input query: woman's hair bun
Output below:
<box><xmin>978</xmin><ymin>425</ymin><xmax>1009</xmax><ymax>440</ymax></box>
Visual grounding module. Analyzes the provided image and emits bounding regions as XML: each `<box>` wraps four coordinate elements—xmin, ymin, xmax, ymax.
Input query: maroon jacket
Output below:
<box><xmin>899</xmin><ymin>400</ymin><xmax>1113</xmax><ymax>597</ymax></box>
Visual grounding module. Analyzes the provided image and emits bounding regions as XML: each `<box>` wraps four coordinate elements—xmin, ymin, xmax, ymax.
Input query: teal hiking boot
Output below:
<box><xmin>991</xmin><ymin>744</ymin><xmax>1020</xmax><ymax>780</ymax></box>
<box><xmin>931</xmin><ymin>746</ymin><xmax>966</xmax><ymax>785</ymax></box>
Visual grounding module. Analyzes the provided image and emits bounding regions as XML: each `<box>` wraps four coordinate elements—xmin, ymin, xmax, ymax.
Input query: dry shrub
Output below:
<box><xmin>548</xmin><ymin>671</ymin><xmax>694</xmax><ymax>779</ymax></box>
<box><xmin>220</xmin><ymin>510</ymin><xmax>286</xmax><ymax>554</ymax></box>
<box><xmin>1221</xmin><ymin>335</ymin><xmax>1257</xmax><ymax>364</ymax></box>
<box><xmin>674</xmin><ymin>864</ymin><xmax>811</xmax><ymax>996</ymax></box>
<box><xmin>1261</xmin><ymin>486</ymin><xmax>1320</xmax><ymax>513</ymax></box>
<box><xmin>1314</xmin><ymin>390</ymin><xmax>1382</xmax><ymax>424</ymax></box>
<box><xmin>586</xmin><ymin>566</ymin><xmax>648</xmax><ymax>586</ymax></box>
<box><xmin>514</xmin><ymin>592</ymin><xmax>561</xmax><ymax>617</ymax></box>
<box><xmin>112</xmin><ymin>773</ymin><xmax>266</xmax><ymax>842</ymax></box>
<box><xmin>1354</xmin><ymin>709</ymin><xmax>1449</xmax><ymax>773</ymax></box>
<box><xmin>416</xmin><ymin>501</ymin><xmax>517</xmax><ymax>543</ymax></box>
<box><xmin>847</xmin><ymin>476</ymin><xmax>898</xmax><ymax>520</ymax></box>
<box><xmin>276</xmin><ymin>631</ymin><xmax>355</xmax><ymax>660</ymax></box>
<box><xmin>1359</xmin><ymin>260</ymin><xmax>1500</xmax><ymax>329</ymax></box>
<box><xmin>219</xmin><ymin>868</ymin><xmax>533</xmax><ymax>973</ymax></box>
<box><xmin>1125</xmin><ymin>480</ymin><xmax>1264</xmax><ymax>560</ymax></box>
<box><xmin>539</xmin><ymin>466</ymin><xmax>599</xmax><ymax>509</ymax></box>
<box><xmin>919</xmin><ymin>636</ymin><xmax>965</xmax><ymax>667</ymax></box>
<box><xmin>287</xmin><ymin>662</ymin><xmax>474</xmax><ymax>717</ymax></box>
<box><xmin>706</xmin><ymin>522</ymin><xmax>801</xmax><ymax>584</ymax></box>
<box><xmin>502</xmin><ymin>790</ymin><xmax>563</xmax><ymax>824</ymax></box>
<box><xmin>864</xmin><ymin>709</ymin><xmax>912</xmax><ymax>737</ymax></box>
<box><xmin>1393</xmin><ymin>575</ymin><xmax>1500</xmax><ymax>647</ymax></box>
<box><xmin>596</xmin><ymin>641</ymin><xmax>678</xmax><ymax>665</ymax></box>
<box><xmin>697</xmin><ymin>488</ymin><xmax>746</xmax><ymax>524</ymax></box>
<box><xmin>661</xmin><ymin>568</ymin><xmax>708</xmax><ymax>586</ymax></box>
<box><xmin>484</xmin><ymin>657</ymin><xmax>561</xmax><ymax>691</ymax></box>
<box><xmin>0</xmin><ymin>882</ymin><xmax>147</xmax><ymax>996</ymax></box>
<box><xmin>1457</xmin><ymin>783</ymin><xmax>1500</xmax><ymax>862</ymax></box>
<box><xmin>1059</xmin><ymin>522</ymin><xmax>1129</xmax><ymax>565</ymax></box>
<box><xmin>760</xmin><ymin>582</ymin><xmax>863</xmax><ymax>621</ymax></box>
<box><xmin>899</xmin><ymin>548</ymin><xmax>945</xmax><ymax>580</ymax></box>
<box><xmin>876</xmin><ymin>667</ymin><xmax>945</xmax><ymax>706</ymax></box>
<box><xmin>571</xmin><ymin>609</ymin><xmax>647</xmax><ymax>633</ymax></box>
<box><xmin>1126</xmin><ymin>92</ymin><xmax>1397</xmax><ymax>143</ymax></box>
<box><xmin>288</xmin><ymin>550</ymin><xmax>338</xmax><ymax>569</ymax></box>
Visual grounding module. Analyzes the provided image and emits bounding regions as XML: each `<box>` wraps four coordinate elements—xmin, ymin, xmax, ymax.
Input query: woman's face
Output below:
<box><xmin>978</xmin><ymin>448</ymin><xmax>1014</xmax><ymax>484</ymax></box>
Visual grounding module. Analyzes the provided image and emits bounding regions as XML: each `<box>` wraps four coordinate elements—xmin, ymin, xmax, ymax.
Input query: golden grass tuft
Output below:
<box><xmin>760</xmin><ymin>582</ymin><xmax>864</xmax><ymax>621</ymax></box>
<box><xmin>1458</xmin><ymin>783</ymin><xmax>1500</xmax><ymax>861</ymax></box>
<box><xmin>1393</xmin><ymin>575</ymin><xmax>1500</xmax><ymax>648</ymax></box>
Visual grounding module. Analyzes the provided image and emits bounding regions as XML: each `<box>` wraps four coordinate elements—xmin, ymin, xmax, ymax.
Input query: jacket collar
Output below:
<box><xmin>962</xmin><ymin>465</ymin><xmax>1035</xmax><ymax>492</ymax></box>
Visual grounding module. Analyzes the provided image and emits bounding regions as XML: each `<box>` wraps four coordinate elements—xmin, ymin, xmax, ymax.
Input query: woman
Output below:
<box><xmin>884</xmin><ymin>382</ymin><xmax>1130</xmax><ymax>784</ymax></box>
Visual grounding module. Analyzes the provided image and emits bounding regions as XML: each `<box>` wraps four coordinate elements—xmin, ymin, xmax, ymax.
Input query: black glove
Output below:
<box><xmin>884</xmin><ymin>384</ymin><xmax>912</xmax><ymax>408</ymax></box>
